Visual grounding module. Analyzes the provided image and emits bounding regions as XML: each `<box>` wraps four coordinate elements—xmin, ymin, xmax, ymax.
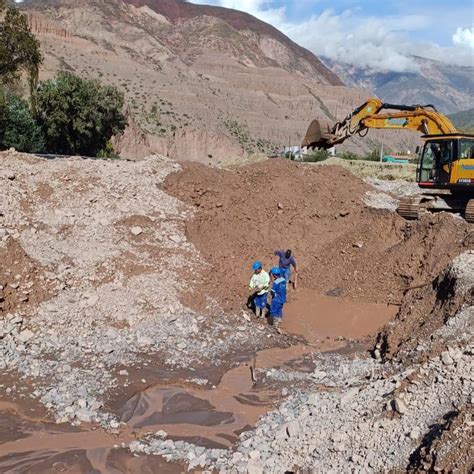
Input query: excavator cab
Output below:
<box><xmin>418</xmin><ymin>138</ymin><xmax>453</xmax><ymax>186</ymax></box>
<box><xmin>417</xmin><ymin>135</ymin><xmax>474</xmax><ymax>189</ymax></box>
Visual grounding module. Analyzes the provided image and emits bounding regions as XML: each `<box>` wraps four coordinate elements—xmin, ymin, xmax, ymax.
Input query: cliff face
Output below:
<box><xmin>23</xmin><ymin>0</ymin><xmax>419</xmax><ymax>160</ymax></box>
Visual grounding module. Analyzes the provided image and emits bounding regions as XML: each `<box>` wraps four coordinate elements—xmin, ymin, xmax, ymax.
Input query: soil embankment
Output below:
<box><xmin>164</xmin><ymin>159</ymin><xmax>472</xmax><ymax>310</ymax></box>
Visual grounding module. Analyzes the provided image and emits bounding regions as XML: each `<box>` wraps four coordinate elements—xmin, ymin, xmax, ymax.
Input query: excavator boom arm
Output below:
<box><xmin>302</xmin><ymin>98</ymin><xmax>458</xmax><ymax>149</ymax></box>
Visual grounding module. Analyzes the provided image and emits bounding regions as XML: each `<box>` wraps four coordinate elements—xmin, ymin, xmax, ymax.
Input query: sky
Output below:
<box><xmin>189</xmin><ymin>0</ymin><xmax>474</xmax><ymax>72</ymax></box>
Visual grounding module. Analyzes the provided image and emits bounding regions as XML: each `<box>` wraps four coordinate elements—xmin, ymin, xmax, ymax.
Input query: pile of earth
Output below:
<box><xmin>376</xmin><ymin>251</ymin><xmax>474</xmax><ymax>364</ymax></box>
<box><xmin>164</xmin><ymin>159</ymin><xmax>472</xmax><ymax>311</ymax></box>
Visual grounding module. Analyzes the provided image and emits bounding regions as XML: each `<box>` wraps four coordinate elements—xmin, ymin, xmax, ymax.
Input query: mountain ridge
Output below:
<box><xmin>323</xmin><ymin>55</ymin><xmax>474</xmax><ymax>114</ymax></box>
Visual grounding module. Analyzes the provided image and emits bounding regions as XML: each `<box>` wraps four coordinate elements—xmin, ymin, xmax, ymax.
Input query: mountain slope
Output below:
<box><xmin>23</xmin><ymin>0</ymin><xmax>419</xmax><ymax>160</ymax></box>
<box><xmin>324</xmin><ymin>56</ymin><xmax>474</xmax><ymax>114</ymax></box>
<box><xmin>448</xmin><ymin>108</ymin><xmax>474</xmax><ymax>133</ymax></box>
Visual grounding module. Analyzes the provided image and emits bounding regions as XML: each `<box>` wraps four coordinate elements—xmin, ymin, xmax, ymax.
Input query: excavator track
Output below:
<box><xmin>465</xmin><ymin>199</ymin><xmax>474</xmax><ymax>224</ymax></box>
<box><xmin>397</xmin><ymin>196</ymin><xmax>422</xmax><ymax>220</ymax></box>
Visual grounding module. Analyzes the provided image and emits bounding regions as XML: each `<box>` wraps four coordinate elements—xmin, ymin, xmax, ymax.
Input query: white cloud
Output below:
<box><xmin>453</xmin><ymin>27</ymin><xmax>474</xmax><ymax>48</ymax></box>
<box><xmin>189</xmin><ymin>1</ymin><xmax>474</xmax><ymax>71</ymax></box>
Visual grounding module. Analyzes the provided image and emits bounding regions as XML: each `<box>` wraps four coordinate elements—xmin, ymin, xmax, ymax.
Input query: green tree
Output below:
<box><xmin>0</xmin><ymin>0</ymin><xmax>42</xmax><ymax>107</ymax></box>
<box><xmin>0</xmin><ymin>92</ymin><xmax>44</xmax><ymax>152</ymax></box>
<box><xmin>36</xmin><ymin>72</ymin><xmax>128</xmax><ymax>156</ymax></box>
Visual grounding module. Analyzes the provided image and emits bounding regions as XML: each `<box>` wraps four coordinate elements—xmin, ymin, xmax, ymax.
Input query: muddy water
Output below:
<box><xmin>284</xmin><ymin>289</ymin><xmax>398</xmax><ymax>344</ymax></box>
<box><xmin>0</xmin><ymin>344</ymin><xmax>341</xmax><ymax>473</ymax></box>
<box><xmin>0</xmin><ymin>293</ymin><xmax>393</xmax><ymax>473</ymax></box>
<box><xmin>0</xmin><ymin>405</ymin><xmax>183</xmax><ymax>473</ymax></box>
<box><xmin>118</xmin><ymin>343</ymin><xmax>342</xmax><ymax>448</ymax></box>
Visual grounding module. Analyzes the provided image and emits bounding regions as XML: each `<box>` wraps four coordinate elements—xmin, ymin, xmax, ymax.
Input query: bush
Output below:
<box><xmin>97</xmin><ymin>140</ymin><xmax>120</xmax><ymax>159</ymax></box>
<box><xmin>340</xmin><ymin>151</ymin><xmax>360</xmax><ymax>161</ymax></box>
<box><xmin>36</xmin><ymin>71</ymin><xmax>127</xmax><ymax>156</ymax></box>
<box><xmin>364</xmin><ymin>149</ymin><xmax>380</xmax><ymax>162</ymax></box>
<box><xmin>0</xmin><ymin>92</ymin><xmax>44</xmax><ymax>152</ymax></box>
<box><xmin>302</xmin><ymin>149</ymin><xmax>329</xmax><ymax>162</ymax></box>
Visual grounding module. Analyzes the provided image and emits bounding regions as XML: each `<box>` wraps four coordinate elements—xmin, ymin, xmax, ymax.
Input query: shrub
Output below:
<box><xmin>340</xmin><ymin>151</ymin><xmax>360</xmax><ymax>161</ymax></box>
<box><xmin>0</xmin><ymin>92</ymin><xmax>44</xmax><ymax>152</ymax></box>
<box><xmin>364</xmin><ymin>149</ymin><xmax>380</xmax><ymax>162</ymax></box>
<box><xmin>35</xmin><ymin>71</ymin><xmax>127</xmax><ymax>156</ymax></box>
<box><xmin>302</xmin><ymin>149</ymin><xmax>329</xmax><ymax>162</ymax></box>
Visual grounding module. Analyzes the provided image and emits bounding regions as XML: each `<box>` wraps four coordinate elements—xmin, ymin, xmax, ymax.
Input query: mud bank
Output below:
<box><xmin>164</xmin><ymin>159</ymin><xmax>472</xmax><ymax>310</ymax></box>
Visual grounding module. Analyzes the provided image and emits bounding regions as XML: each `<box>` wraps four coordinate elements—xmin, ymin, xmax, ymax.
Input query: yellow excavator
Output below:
<box><xmin>302</xmin><ymin>98</ymin><xmax>474</xmax><ymax>223</ymax></box>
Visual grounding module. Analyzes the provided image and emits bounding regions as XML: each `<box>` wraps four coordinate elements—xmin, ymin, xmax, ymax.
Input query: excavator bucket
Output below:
<box><xmin>301</xmin><ymin>119</ymin><xmax>335</xmax><ymax>149</ymax></box>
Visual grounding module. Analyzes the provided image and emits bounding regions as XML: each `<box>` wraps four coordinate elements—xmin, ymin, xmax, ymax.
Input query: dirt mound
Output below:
<box><xmin>0</xmin><ymin>239</ymin><xmax>51</xmax><ymax>316</ymax></box>
<box><xmin>376</xmin><ymin>251</ymin><xmax>474</xmax><ymax>363</ymax></box>
<box><xmin>164</xmin><ymin>160</ymin><xmax>472</xmax><ymax>310</ymax></box>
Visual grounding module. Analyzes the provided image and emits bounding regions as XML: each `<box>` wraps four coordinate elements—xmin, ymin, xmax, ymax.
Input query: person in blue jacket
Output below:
<box><xmin>269</xmin><ymin>267</ymin><xmax>287</xmax><ymax>329</ymax></box>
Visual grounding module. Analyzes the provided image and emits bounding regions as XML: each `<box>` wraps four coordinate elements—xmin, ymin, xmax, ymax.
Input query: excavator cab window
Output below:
<box><xmin>460</xmin><ymin>139</ymin><xmax>474</xmax><ymax>158</ymax></box>
<box><xmin>419</xmin><ymin>140</ymin><xmax>454</xmax><ymax>184</ymax></box>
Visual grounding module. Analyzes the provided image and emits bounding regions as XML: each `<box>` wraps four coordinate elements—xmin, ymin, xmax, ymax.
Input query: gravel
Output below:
<box><xmin>0</xmin><ymin>151</ymin><xmax>274</xmax><ymax>426</ymax></box>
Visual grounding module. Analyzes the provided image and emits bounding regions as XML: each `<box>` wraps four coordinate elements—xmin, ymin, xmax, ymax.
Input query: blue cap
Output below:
<box><xmin>252</xmin><ymin>261</ymin><xmax>263</xmax><ymax>271</ymax></box>
<box><xmin>271</xmin><ymin>267</ymin><xmax>281</xmax><ymax>276</ymax></box>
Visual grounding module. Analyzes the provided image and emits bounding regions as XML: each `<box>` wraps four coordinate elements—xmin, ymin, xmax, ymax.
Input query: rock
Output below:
<box><xmin>16</xmin><ymin>329</ymin><xmax>35</xmax><ymax>343</ymax></box>
<box><xmin>353</xmin><ymin>241</ymin><xmax>364</xmax><ymax>248</ymax></box>
<box><xmin>242</xmin><ymin>438</ymin><xmax>253</xmax><ymax>448</ymax></box>
<box><xmin>409</xmin><ymin>427</ymin><xmax>421</xmax><ymax>440</ymax></box>
<box><xmin>393</xmin><ymin>397</ymin><xmax>408</xmax><ymax>415</ymax></box>
<box><xmin>249</xmin><ymin>450</ymin><xmax>260</xmax><ymax>460</ymax></box>
<box><xmin>169</xmin><ymin>235</ymin><xmax>181</xmax><ymax>243</ymax></box>
<box><xmin>441</xmin><ymin>351</ymin><xmax>454</xmax><ymax>366</ymax></box>
<box><xmin>177</xmin><ymin>341</ymin><xmax>187</xmax><ymax>350</ymax></box>
<box><xmin>232</xmin><ymin>452</ymin><xmax>244</xmax><ymax>463</ymax></box>
<box><xmin>285</xmin><ymin>420</ymin><xmax>301</xmax><ymax>438</ymax></box>
<box><xmin>75</xmin><ymin>410</ymin><xmax>92</xmax><ymax>423</ymax></box>
<box><xmin>340</xmin><ymin>210</ymin><xmax>350</xmax><ymax>217</ymax></box>
<box><xmin>6</xmin><ymin>173</ymin><xmax>16</xmax><ymax>180</ymax></box>
<box><xmin>86</xmin><ymin>294</ymin><xmax>99</xmax><ymax>307</ymax></box>
<box><xmin>155</xmin><ymin>430</ymin><xmax>167</xmax><ymax>438</ymax></box>
<box><xmin>131</xmin><ymin>226</ymin><xmax>143</xmax><ymax>236</ymax></box>
<box><xmin>277</xmin><ymin>202</ymin><xmax>283</xmax><ymax>210</ymax></box>
<box><xmin>246</xmin><ymin>460</ymin><xmax>264</xmax><ymax>474</ymax></box>
<box><xmin>77</xmin><ymin>399</ymin><xmax>88</xmax><ymax>409</ymax></box>
<box><xmin>449</xmin><ymin>347</ymin><xmax>463</xmax><ymax>362</ymax></box>
<box><xmin>307</xmin><ymin>393</ymin><xmax>318</xmax><ymax>406</ymax></box>
<box><xmin>138</xmin><ymin>336</ymin><xmax>153</xmax><ymax>346</ymax></box>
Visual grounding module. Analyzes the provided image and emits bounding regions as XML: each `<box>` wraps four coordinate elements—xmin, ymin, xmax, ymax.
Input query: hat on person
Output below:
<box><xmin>252</xmin><ymin>261</ymin><xmax>263</xmax><ymax>271</ymax></box>
<box><xmin>271</xmin><ymin>267</ymin><xmax>281</xmax><ymax>276</ymax></box>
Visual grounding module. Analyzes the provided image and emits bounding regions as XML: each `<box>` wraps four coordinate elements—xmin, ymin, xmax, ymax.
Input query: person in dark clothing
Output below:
<box><xmin>275</xmin><ymin>249</ymin><xmax>297</xmax><ymax>285</ymax></box>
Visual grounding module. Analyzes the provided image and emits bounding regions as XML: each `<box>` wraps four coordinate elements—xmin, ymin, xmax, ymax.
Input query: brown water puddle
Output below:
<box><xmin>0</xmin><ymin>403</ymin><xmax>184</xmax><ymax>473</ymax></box>
<box><xmin>117</xmin><ymin>343</ymin><xmax>343</xmax><ymax>448</ymax></box>
<box><xmin>284</xmin><ymin>289</ymin><xmax>398</xmax><ymax>343</ymax></box>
